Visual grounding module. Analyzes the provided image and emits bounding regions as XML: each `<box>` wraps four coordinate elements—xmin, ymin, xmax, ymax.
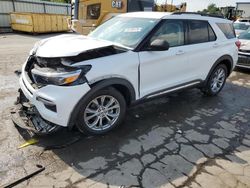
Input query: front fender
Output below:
<box><xmin>67</xmin><ymin>77</ymin><xmax>136</xmax><ymax>128</ymax></box>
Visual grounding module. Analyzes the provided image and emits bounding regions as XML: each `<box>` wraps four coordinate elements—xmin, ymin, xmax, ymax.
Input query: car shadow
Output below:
<box><xmin>234</xmin><ymin>67</ymin><xmax>250</xmax><ymax>74</ymax></box>
<box><xmin>17</xmin><ymin>83</ymin><xmax>250</xmax><ymax>187</ymax></box>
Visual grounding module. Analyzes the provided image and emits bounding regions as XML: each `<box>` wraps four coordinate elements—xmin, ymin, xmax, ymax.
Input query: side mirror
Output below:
<box><xmin>148</xmin><ymin>39</ymin><xmax>170</xmax><ymax>51</ymax></box>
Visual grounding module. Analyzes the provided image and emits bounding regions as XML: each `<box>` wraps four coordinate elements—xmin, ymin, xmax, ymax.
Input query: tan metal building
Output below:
<box><xmin>0</xmin><ymin>0</ymin><xmax>71</xmax><ymax>33</ymax></box>
<box><xmin>236</xmin><ymin>2</ymin><xmax>250</xmax><ymax>17</ymax></box>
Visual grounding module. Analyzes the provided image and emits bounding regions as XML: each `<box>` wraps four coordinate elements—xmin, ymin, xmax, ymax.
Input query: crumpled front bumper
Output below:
<box><xmin>11</xmin><ymin>66</ymin><xmax>91</xmax><ymax>134</ymax></box>
<box><xmin>17</xmin><ymin>66</ymin><xmax>91</xmax><ymax>127</ymax></box>
<box><xmin>11</xmin><ymin>89</ymin><xmax>61</xmax><ymax>135</ymax></box>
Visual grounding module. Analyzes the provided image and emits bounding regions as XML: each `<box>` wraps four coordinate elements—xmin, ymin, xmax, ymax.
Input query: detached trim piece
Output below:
<box><xmin>3</xmin><ymin>165</ymin><xmax>45</xmax><ymax>188</ymax></box>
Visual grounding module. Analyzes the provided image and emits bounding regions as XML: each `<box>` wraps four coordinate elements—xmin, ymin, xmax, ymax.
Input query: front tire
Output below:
<box><xmin>202</xmin><ymin>64</ymin><xmax>228</xmax><ymax>96</ymax></box>
<box><xmin>76</xmin><ymin>87</ymin><xmax>126</xmax><ymax>135</ymax></box>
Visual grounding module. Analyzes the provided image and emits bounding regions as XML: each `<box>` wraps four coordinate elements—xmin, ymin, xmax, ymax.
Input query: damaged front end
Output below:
<box><xmin>11</xmin><ymin>55</ymin><xmax>90</xmax><ymax>135</ymax></box>
<box><xmin>11</xmin><ymin>40</ymin><xmax>127</xmax><ymax>135</ymax></box>
<box><xmin>11</xmin><ymin>55</ymin><xmax>89</xmax><ymax>135</ymax></box>
<box><xmin>11</xmin><ymin>89</ymin><xmax>61</xmax><ymax>135</ymax></box>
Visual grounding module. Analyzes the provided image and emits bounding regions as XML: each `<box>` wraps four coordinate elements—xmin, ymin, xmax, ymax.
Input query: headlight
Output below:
<box><xmin>27</xmin><ymin>55</ymin><xmax>92</xmax><ymax>87</ymax></box>
<box><xmin>31</xmin><ymin>69</ymin><xmax>84</xmax><ymax>86</ymax></box>
<box><xmin>32</xmin><ymin>69</ymin><xmax>82</xmax><ymax>86</ymax></box>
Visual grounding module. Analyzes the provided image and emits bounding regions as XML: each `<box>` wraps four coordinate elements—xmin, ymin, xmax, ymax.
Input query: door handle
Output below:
<box><xmin>176</xmin><ymin>50</ymin><xmax>185</xmax><ymax>55</ymax></box>
<box><xmin>213</xmin><ymin>43</ymin><xmax>219</xmax><ymax>48</ymax></box>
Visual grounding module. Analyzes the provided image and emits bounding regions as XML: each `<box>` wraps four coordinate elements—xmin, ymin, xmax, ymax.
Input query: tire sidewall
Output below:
<box><xmin>76</xmin><ymin>87</ymin><xmax>126</xmax><ymax>135</ymax></box>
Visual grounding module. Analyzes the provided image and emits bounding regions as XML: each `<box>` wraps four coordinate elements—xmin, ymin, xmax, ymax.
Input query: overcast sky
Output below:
<box><xmin>155</xmin><ymin>0</ymin><xmax>245</xmax><ymax>11</ymax></box>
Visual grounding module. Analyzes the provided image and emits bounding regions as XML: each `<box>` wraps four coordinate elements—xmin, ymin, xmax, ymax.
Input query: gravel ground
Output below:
<box><xmin>0</xmin><ymin>33</ymin><xmax>250</xmax><ymax>188</ymax></box>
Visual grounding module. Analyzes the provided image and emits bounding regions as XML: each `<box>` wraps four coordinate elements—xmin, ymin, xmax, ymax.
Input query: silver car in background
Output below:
<box><xmin>234</xmin><ymin>20</ymin><xmax>250</xmax><ymax>37</ymax></box>
<box><xmin>237</xmin><ymin>29</ymin><xmax>250</xmax><ymax>69</ymax></box>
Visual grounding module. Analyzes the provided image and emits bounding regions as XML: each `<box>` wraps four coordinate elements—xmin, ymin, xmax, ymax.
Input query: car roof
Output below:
<box><xmin>119</xmin><ymin>12</ymin><xmax>231</xmax><ymax>23</ymax></box>
<box><xmin>235</xmin><ymin>20</ymin><xmax>250</xmax><ymax>25</ymax></box>
<box><xmin>118</xmin><ymin>12</ymin><xmax>172</xmax><ymax>19</ymax></box>
<box><xmin>237</xmin><ymin>18</ymin><xmax>250</xmax><ymax>21</ymax></box>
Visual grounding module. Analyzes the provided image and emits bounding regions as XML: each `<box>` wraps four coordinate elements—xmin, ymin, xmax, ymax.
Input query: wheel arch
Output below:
<box><xmin>205</xmin><ymin>55</ymin><xmax>233</xmax><ymax>83</ymax></box>
<box><xmin>67</xmin><ymin>77</ymin><xmax>136</xmax><ymax>129</ymax></box>
<box><xmin>89</xmin><ymin>77</ymin><xmax>136</xmax><ymax>105</ymax></box>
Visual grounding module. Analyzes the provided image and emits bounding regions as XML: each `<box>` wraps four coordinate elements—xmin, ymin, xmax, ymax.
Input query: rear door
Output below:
<box><xmin>183</xmin><ymin>20</ymin><xmax>218</xmax><ymax>81</ymax></box>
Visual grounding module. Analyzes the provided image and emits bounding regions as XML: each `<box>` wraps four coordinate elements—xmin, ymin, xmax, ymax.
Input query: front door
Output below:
<box><xmin>139</xmin><ymin>19</ymin><xmax>191</xmax><ymax>97</ymax></box>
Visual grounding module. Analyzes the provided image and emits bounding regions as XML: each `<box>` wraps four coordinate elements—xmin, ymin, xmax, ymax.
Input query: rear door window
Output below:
<box><xmin>217</xmin><ymin>23</ymin><xmax>236</xmax><ymax>39</ymax></box>
<box><xmin>188</xmin><ymin>20</ymin><xmax>209</xmax><ymax>44</ymax></box>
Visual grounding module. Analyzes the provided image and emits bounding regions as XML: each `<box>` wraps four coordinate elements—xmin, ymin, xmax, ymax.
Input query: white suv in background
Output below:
<box><xmin>12</xmin><ymin>12</ymin><xmax>238</xmax><ymax>135</ymax></box>
<box><xmin>234</xmin><ymin>19</ymin><xmax>250</xmax><ymax>36</ymax></box>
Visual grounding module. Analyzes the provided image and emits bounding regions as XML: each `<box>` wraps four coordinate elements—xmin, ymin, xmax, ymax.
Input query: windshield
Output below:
<box><xmin>238</xmin><ymin>29</ymin><xmax>250</xmax><ymax>40</ymax></box>
<box><xmin>89</xmin><ymin>17</ymin><xmax>159</xmax><ymax>48</ymax></box>
<box><xmin>234</xmin><ymin>23</ymin><xmax>250</xmax><ymax>30</ymax></box>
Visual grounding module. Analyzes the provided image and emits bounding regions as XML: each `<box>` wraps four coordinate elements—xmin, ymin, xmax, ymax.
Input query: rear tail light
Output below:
<box><xmin>235</xmin><ymin>40</ymin><xmax>241</xmax><ymax>50</ymax></box>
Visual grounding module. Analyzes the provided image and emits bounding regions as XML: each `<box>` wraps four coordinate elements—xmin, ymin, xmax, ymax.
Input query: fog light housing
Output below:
<box><xmin>36</xmin><ymin>96</ymin><xmax>57</xmax><ymax>112</ymax></box>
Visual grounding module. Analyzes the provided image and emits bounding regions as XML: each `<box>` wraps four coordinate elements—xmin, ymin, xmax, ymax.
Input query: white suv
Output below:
<box><xmin>234</xmin><ymin>19</ymin><xmax>250</xmax><ymax>36</ymax></box>
<box><xmin>12</xmin><ymin>12</ymin><xmax>238</xmax><ymax>135</ymax></box>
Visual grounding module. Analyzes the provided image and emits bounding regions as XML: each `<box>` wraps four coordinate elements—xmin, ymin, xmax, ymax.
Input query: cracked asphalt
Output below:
<box><xmin>1</xmin><ymin>33</ymin><xmax>250</xmax><ymax>188</ymax></box>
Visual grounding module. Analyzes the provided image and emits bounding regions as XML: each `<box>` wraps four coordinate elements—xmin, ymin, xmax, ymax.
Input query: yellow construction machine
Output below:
<box><xmin>155</xmin><ymin>2</ymin><xmax>187</xmax><ymax>12</ymax></box>
<box><xmin>70</xmin><ymin>0</ymin><xmax>187</xmax><ymax>35</ymax></box>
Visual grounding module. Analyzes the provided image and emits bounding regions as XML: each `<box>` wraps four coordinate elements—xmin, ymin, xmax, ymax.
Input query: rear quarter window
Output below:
<box><xmin>217</xmin><ymin>23</ymin><xmax>236</xmax><ymax>39</ymax></box>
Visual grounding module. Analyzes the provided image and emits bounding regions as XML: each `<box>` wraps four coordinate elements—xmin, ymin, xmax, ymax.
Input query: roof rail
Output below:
<box><xmin>172</xmin><ymin>12</ymin><xmax>225</xmax><ymax>19</ymax></box>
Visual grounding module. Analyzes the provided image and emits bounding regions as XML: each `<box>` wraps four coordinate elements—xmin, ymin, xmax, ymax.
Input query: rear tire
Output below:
<box><xmin>76</xmin><ymin>87</ymin><xmax>126</xmax><ymax>135</ymax></box>
<box><xmin>202</xmin><ymin>64</ymin><xmax>228</xmax><ymax>96</ymax></box>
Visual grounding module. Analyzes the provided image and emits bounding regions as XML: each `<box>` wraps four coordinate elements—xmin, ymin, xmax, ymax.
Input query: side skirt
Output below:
<box><xmin>131</xmin><ymin>80</ymin><xmax>203</xmax><ymax>106</ymax></box>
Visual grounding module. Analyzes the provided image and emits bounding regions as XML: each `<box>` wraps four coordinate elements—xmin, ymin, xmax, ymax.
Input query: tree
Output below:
<box><xmin>198</xmin><ymin>3</ymin><xmax>222</xmax><ymax>15</ymax></box>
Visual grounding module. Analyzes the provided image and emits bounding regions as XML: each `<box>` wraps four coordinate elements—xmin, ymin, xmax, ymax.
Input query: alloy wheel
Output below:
<box><xmin>83</xmin><ymin>95</ymin><xmax>120</xmax><ymax>131</ymax></box>
<box><xmin>210</xmin><ymin>67</ymin><xmax>226</xmax><ymax>93</ymax></box>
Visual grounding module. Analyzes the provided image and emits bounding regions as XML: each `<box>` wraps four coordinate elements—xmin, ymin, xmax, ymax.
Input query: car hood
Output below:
<box><xmin>34</xmin><ymin>34</ymin><xmax>125</xmax><ymax>58</ymax></box>
<box><xmin>239</xmin><ymin>39</ymin><xmax>250</xmax><ymax>51</ymax></box>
